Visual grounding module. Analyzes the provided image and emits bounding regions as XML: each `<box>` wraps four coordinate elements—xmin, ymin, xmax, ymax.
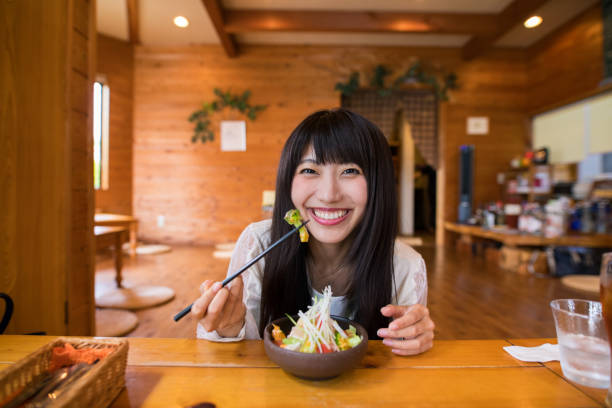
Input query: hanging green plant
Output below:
<box><xmin>334</xmin><ymin>72</ymin><xmax>360</xmax><ymax>96</ymax></box>
<box><xmin>188</xmin><ymin>88</ymin><xmax>267</xmax><ymax>143</ymax></box>
<box><xmin>334</xmin><ymin>62</ymin><xmax>458</xmax><ymax>101</ymax></box>
<box><xmin>370</xmin><ymin>65</ymin><xmax>393</xmax><ymax>96</ymax></box>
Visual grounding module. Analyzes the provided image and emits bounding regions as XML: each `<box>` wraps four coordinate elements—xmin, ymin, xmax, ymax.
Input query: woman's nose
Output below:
<box><xmin>317</xmin><ymin>174</ymin><xmax>342</xmax><ymax>202</ymax></box>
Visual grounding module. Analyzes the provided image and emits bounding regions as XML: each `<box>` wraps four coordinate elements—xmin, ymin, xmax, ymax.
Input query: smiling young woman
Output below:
<box><xmin>192</xmin><ymin>108</ymin><xmax>434</xmax><ymax>356</ymax></box>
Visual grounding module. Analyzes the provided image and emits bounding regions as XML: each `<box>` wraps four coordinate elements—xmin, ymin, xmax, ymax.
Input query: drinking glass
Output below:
<box><xmin>601</xmin><ymin>252</ymin><xmax>612</xmax><ymax>407</ymax></box>
<box><xmin>550</xmin><ymin>299</ymin><xmax>609</xmax><ymax>388</ymax></box>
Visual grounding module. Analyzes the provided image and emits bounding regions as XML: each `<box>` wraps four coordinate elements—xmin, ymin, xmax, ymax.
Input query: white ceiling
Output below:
<box><xmin>97</xmin><ymin>0</ymin><xmax>598</xmax><ymax>48</ymax></box>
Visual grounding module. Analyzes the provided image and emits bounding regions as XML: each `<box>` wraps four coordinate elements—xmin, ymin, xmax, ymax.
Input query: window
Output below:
<box><xmin>93</xmin><ymin>81</ymin><xmax>109</xmax><ymax>190</ymax></box>
<box><xmin>533</xmin><ymin>90</ymin><xmax>612</xmax><ymax>164</ymax></box>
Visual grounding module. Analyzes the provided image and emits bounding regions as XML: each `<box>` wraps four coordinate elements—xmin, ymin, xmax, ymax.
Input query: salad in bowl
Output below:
<box><xmin>271</xmin><ymin>286</ymin><xmax>362</xmax><ymax>353</ymax></box>
<box><xmin>263</xmin><ymin>286</ymin><xmax>368</xmax><ymax>380</ymax></box>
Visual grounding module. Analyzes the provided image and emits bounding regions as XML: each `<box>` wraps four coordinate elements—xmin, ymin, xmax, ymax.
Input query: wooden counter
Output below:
<box><xmin>0</xmin><ymin>336</ymin><xmax>607</xmax><ymax>407</ymax></box>
<box><xmin>445</xmin><ymin>221</ymin><xmax>612</xmax><ymax>248</ymax></box>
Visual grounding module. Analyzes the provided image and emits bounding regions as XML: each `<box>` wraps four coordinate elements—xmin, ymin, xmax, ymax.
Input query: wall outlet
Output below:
<box><xmin>157</xmin><ymin>215</ymin><xmax>165</xmax><ymax>227</ymax></box>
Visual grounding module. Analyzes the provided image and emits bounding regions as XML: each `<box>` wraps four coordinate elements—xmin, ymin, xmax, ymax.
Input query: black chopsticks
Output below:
<box><xmin>173</xmin><ymin>220</ymin><xmax>309</xmax><ymax>322</ymax></box>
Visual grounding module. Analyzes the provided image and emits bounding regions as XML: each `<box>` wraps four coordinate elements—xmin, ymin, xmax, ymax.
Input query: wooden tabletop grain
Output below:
<box><xmin>0</xmin><ymin>336</ymin><xmax>607</xmax><ymax>407</ymax></box>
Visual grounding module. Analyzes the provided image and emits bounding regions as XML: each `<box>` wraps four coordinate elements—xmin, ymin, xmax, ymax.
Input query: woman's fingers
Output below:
<box><xmin>382</xmin><ymin>330</ymin><xmax>435</xmax><ymax>356</ymax></box>
<box><xmin>381</xmin><ymin>304</ymin><xmax>428</xmax><ymax>329</ymax></box>
<box><xmin>218</xmin><ymin>276</ymin><xmax>245</xmax><ymax>330</ymax></box>
<box><xmin>378</xmin><ymin>304</ymin><xmax>435</xmax><ymax>356</ymax></box>
<box><xmin>199</xmin><ymin>280</ymin><xmax>213</xmax><ymax>293</ymax></box>
<box><xmin>192</xmin><ymin>277</ymin><xmax>247</xmax><ymax>336</ymax></box>
<box><xmin>202</xmin><ymin>287</ymin><xmax>231</xmax><ymax>331</ymax></box>
<box><xmin>191</xmin><ymin>281</ymin><xmax>222</xmax><ymax>319</ymax></box>
<box><xmin>379</xmin><ymin>315</ymin><xmax>435</xmax><ymax>339</ymax></box>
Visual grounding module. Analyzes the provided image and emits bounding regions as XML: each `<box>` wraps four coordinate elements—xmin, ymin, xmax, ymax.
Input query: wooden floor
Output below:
<box><xmin>95</xmin><ymin>243</ymin><xmax>598</xmax><ymax>339</ymax></box>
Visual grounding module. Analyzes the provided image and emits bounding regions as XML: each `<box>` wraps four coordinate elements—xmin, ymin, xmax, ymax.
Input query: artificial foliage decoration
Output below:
<box><xmin>370</xmin><ymin>65</ymin><xmax>392</xmax><ymax>96</ymax></box>
<box><xmin>335</xmin><ymin>62</ymin><xmax>458</xmax><ymax>101</ymax></box>
<box><xmin>189</xmin><ymin>88</ymin><xmax>267</xmax><ymax>143</ymax></box>
<box><xmin>334</xmin><ymin>72</ymin><xmax>360</xmax><ymax>96</ymax></box>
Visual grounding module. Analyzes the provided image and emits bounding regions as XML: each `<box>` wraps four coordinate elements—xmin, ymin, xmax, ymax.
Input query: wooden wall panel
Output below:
<box><xmin>444</xmin><ymin>51</ymin><xmax>529</xmax><ymax>223</ymax></box>
<box><xmin>67</xmin><ymin>0</ymin><xmax>95</xmax><ymax>336</ymax></box>
<box><xmin>133</xmin><ymin>45</ymin><xmax>528</xmax><ymax>244</ymax></box>
<box><xmin>95</xmin><ymin>34</ymin><xmax>134</xmax><ymax>215</ymax></box>
<box><xmin>1</xmin><ymin>1</ymin><xmax>69</xmax><ymax>334</ymax></box>
<box><xmin>0</xmin><ymin>0</ymin><xmax>94</xmax><ymax>335</ymax></box>
<box><xmin>527</xmin><ymin>5</ymin><xmax>604</xmax><ymax>113</ymax></box>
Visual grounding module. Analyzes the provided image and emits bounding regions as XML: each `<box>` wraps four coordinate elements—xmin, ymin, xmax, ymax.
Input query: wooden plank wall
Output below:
<box><xmin>95</xmin><ymin>34</ymin><xmax>134</xmax><ymax>215</ymax></box>
<box><xmin>527</xmin><ymin>4</ymin><xmax>604</xmax><ymax>113</ymax></box>
<box><xmin>0</xmin><ymin>0</ymin><xmax>94</xmax><ymax>335</ymax></box>
<box><xmin>133</xmin><ymin>45</ymin><xmax>528</xmax><ymax>245</ymax></box>
<box><xmin>68</xmin><ymin>0</ymin><xmax>96</xmax><ymax>336</ymax></box>
<box><xmin>444</xmin><ymin>50</ymin><xmax>529</xmax><ymax>224</ymax></box>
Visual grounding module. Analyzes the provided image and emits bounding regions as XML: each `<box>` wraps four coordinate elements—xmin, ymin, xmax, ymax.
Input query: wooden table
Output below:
<box><xmin>0</xmin><ymin>336</ymin><xmax>607</xmax><ymax>407</ymax></box>
<box><xmin>95</xmin><ymin>213</ymin><xmax>139</xmax><ymax>256</ymax></box>
<box><xmin>95</xmin><ymin>226</ymin><xmax>128</xmax><ymax>288</ymax></box>
<box><xmin>445</xmin><ymin>222</ymin><xmax>612</xmax><ymax>248</ymax></box>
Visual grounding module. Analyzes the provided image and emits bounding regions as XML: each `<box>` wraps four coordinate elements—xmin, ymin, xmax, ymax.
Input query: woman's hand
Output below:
<box><xmin>191</xmin><ymin>276</ymin><xmax>246</xmax><ymax>338</ymax></box>
<box><xmin>377</xmin><ymin>304</ymin><xmax>435</xmax><ymax>356</ymax></box>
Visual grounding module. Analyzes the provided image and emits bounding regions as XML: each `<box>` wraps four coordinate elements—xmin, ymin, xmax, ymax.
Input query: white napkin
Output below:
<box><xmin>503</xmin><ymin>343</ymin><xmax>560</xmax><ymax>362</ymax></box>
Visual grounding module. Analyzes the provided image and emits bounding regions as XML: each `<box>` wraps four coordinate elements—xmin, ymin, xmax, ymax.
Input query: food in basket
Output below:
<box><xmin>0</xmin><ymin>342</ymin><xmax>116</xmax><ymax>408</ymax></box>
<box><xmin>271</xmin><ymin>286</ymin><xmax>362</xmax><ymax>353</ymax></box>
<box><xmin>284</xmin><ymin>209</ymin><xmax>309</xmax><ymax>242</ymax></box>
<box><xmin>49</xmin><ymin>343</ymin><xmax>114</xmax><ymax>371</ymax></box>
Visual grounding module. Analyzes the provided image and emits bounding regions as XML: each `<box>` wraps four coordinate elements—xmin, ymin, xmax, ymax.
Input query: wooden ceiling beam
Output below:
<box><xmin>126</xmin><ymin>0</ymin><xmax>140</xmax><ymax>44</ymax></box>
<box><xmin>223</xmin><ymin>10</ymin><xmax>500</xmax><ymax>36</ymax></box>
<box><xmin>202</xmin><ymin>0</ymin><xmax>238</xmax><ymax>58</ymax></box>
<box><xmin>461</xmin><ymin>0</ymin><xmax>548</xmax><ymax>60</ymax></box>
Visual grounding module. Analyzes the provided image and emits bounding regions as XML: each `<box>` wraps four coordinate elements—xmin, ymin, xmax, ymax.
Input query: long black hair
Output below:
<box><xmin>259</xmin><ymin>108</ymin><xmax>398</xmax><ymax>339</ymax></box>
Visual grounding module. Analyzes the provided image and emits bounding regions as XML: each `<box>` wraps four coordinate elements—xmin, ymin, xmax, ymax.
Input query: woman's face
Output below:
<box><xmin>290</xmin><ymin>145</ymin><xmax>368</xmax><ymax>245</ymax></box>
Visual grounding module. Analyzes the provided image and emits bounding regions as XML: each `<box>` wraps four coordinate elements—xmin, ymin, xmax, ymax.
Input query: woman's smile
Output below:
<box><xmin>310</xmin><ymin>208</ymin><xmax>350</xmax><ymax>225</ymax></box>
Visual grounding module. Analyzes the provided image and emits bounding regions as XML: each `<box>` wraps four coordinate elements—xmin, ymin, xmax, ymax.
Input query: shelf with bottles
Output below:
<box><xmin>504</xmin><ymin>164</ymin><xmax>553</xmax><ymax>200</ymax></box>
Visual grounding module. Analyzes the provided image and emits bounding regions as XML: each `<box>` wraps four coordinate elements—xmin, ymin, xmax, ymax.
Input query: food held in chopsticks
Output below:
<box><xmin>271</xmin><ymin>286</ymin><xmax>362</xmax><ymax>353</ymax></box>
<box><xmin>284</xmin><ymin>209</ymin><xmax>309</xmax><ymax>242</ymax></box>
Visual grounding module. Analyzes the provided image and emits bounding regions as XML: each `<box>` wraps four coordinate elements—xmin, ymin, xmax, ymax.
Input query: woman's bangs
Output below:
<box><xmin>309</xmin><ymin>121</ymin><xmax>369</xmax><ymax>169</ymax></box>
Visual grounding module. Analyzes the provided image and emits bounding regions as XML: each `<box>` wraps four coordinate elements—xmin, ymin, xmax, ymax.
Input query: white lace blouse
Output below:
<box><xmin>197</xmin><ymin>219</ymin><xmax>428</xmax><ymax>341</ymax></box>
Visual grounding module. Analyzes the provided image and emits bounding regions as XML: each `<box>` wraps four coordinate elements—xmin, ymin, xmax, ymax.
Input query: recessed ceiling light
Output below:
<box><xmin>174</xmin><ymin>16</ymin><xmax>189</xmax><ymax>28</ymax></box>
<box><xmin>524</xmin><ymin>16</ymin><xmax>542</xmax><ymax>29</ymax></box>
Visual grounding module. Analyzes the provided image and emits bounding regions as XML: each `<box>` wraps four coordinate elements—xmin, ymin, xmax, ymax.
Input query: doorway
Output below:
<box><xmin>391</xmin><ymin>111</ymin><xmax>437</xmax><ymax>239</ymax></box>
<box><xmin>342</xmin><ymin>89</ymin><xmax>439</xmax><ymax>240</ymax></box>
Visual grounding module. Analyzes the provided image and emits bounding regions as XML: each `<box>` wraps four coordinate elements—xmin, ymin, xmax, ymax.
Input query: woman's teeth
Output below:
<box><xmin>313</xmin><ymin>209</ymin><xmax>348</xmax><ymax>220</ymax></box>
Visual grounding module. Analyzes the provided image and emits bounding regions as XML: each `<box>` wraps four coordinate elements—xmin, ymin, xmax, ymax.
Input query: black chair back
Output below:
<box><xmin>0</xmin><ymin>293</ymin><xmax>14</xmax><ymax>334</ymax></box>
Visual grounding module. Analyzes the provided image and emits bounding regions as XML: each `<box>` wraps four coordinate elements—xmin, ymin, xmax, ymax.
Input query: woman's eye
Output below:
<box><xmin>299</xmin><ymin>168</ymin><xmax>317</xmax><ymax>174</ymax></box>
<box><xmin>343</xmin><ymin>168</ymin><xmax>361</xmax><ymax>175</ymax></box>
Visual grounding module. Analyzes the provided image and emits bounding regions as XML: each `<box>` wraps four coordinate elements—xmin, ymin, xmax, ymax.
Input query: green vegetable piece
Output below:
<box><xmin>282</xmin><ymin>337</ymin><xmax>300</xmax><ymax>345</ymax></box>
<box><xmin>285</xmin><ymin>313</ymin><xmax>298</xmax><ymax>326</ymax></box>
<box><xmin>348</xmin><ymin>335</ymin><xmax>362</xmax><ymax>348</ymax></box>
<box><xmin>284</xmin><ymin>209</ymin><xmax>309</xmax><ymax>242</ymax></box>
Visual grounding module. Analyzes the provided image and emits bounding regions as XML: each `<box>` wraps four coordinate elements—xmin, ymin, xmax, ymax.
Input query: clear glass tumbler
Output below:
<box><xmin>550</xmin><ymin>299</ymin><xmax>610</xmax><ymax>388</ymax></box>
<box><xmin>601</xmin><ymin>253</ymin><xmax>612</xmax><ymax>407</ymax></box>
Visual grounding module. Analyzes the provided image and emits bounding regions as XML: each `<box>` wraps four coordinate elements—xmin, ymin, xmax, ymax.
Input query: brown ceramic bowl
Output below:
<box><xmin>263</xmin><ymin>315</ymin><xmax>368</xmax><ymax>380</ymax></box>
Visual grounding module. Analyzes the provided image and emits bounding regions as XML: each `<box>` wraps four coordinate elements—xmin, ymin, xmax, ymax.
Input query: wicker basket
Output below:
<box><xmin>0</xmin><ymin>337</ymin><xmax>129</xmax><ymax>408</ymax></box>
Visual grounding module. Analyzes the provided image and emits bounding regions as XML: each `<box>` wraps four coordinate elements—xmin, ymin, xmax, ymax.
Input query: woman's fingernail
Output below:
<box><xmin>377</xmin><ymin>329</ymin><xmax>385</xmax><ymax>337</ymax></box>
<box><xmin>212</xmin><ymin>282</ymin><xmax>222</xmax><ymax>291</ymax></box>
<box><xmin>383</xmin><ymin>339</ymin><xmax>391</xmax><ymax>346</ymax></box>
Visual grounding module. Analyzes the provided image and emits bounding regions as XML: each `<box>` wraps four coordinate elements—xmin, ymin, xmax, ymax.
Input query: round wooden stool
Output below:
<box><xmin>124</xmin><ymin>244</ymin><xmax>172</xmax><ymax>255</ymax></box>
<box><xmin>95</xmin><ymin>309</ymin><xmax>138</xmax><ymax>337</ymax></box>
<box><xmin>96</xmin><ymin>285</ymin><xmax>175</xmax><ymax>310</ymax></box>
<box><xmin>560</xmin><ymin>275</ymin><xmax>599</xmax><ymax>294</ymax></box>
